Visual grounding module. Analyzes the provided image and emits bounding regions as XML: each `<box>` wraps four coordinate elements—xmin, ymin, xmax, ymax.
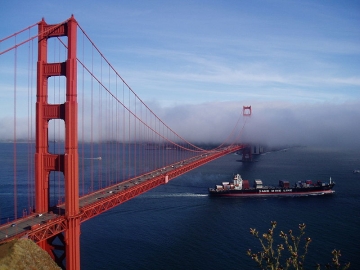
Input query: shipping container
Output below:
<box><xmin>243</xmin><ymin>180</ymin><xmax>250</xmax><ymax>189</ymax></box>
<box><xmin>254</xmin><ymin>179</ymin><xmax>263</xmax><ymax>188</ymax></box>
<box><xmin>279</xmin><ymin>180</ymin><xmax>290</xmax><ymax>188</ymax></box>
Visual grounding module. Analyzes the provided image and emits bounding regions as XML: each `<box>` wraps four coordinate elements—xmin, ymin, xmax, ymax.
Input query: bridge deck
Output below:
<box><xmin>0</xmin><ymin>145</ymin><xmax>244</xmax><ymax>243</ymax></box>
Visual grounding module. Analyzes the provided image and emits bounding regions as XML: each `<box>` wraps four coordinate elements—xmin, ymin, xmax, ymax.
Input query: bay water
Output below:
<box><xmin>79</xmin><ymin>146</ymin><xmax>360</xmax><ymax>269</ymax></box>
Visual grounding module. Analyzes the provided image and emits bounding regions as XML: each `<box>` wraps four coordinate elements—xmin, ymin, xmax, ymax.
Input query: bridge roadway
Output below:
<box><xmin>0</xmin><ymin>145</ymin><xmax>244</xmax><ymax>244</ymax></box>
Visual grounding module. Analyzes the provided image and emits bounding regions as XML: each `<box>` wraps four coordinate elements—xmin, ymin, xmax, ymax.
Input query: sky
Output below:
<box><xmin>1</xmin><ymin>1</ymin><xmax>360</xmax><ymax>149</ymax></box>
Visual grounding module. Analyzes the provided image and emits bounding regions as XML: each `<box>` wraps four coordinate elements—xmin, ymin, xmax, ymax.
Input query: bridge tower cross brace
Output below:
<box><xmin>35</xmin><ymin>16</ymin><xmax>80</xmax><ymax>270</ymax></box>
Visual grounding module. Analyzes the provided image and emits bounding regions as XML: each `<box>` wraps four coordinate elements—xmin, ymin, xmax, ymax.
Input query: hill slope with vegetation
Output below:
<box><xmin>0</xmin><ymin>239</ymin><xmax>60</xmax><ymax>270</ymax></box>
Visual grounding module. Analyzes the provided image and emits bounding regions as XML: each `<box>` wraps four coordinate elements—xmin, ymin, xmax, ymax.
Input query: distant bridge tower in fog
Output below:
<box><xmin>243</xmin><ymin>106</ymin><xmax>251</xmax><ymax>116</ymax></box>
<box><xmin>241</xmin><ymin>106</ymin><xmax>263</xmax><ymax>158</ymax></box>
<box><xmin>242</xmin><ymin>106</ymin><xmax>253</xmax><ymax>162</ymax></box>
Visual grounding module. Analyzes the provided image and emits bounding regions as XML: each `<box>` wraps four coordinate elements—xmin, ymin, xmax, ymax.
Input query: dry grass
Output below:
<box><xmin>0</xmin><ymin>239</ymin><xmax>61</xmax><ymax>270</ymax></box>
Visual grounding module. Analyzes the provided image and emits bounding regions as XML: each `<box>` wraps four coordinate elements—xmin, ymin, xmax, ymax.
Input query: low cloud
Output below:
<box><xmin>2</xmin><ymin>100</ymin><xmax>359</xmax><ymax>151</ymax></box>
<box><xmin>153</xmin><ymin>100</ymin><xmax>360</xmax><ymax>150</ymax></box>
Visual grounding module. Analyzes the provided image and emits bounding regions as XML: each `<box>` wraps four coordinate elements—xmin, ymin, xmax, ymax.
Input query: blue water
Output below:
<box><xmin>0</xmin><ymin>145</ymin><xmax>359</xmax><ymax>269</ymax></box>
<box><xmin>79</xmin><ymin>147</ymin><xmax>359</xmax><ymax>269</ymax></box>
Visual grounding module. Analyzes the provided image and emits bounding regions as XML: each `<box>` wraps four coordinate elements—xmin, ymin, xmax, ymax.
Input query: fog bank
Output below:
<box><xmin>153</xmin><ymin>100</ymin><xmax>360</xmax><ymax>150</ymax></box>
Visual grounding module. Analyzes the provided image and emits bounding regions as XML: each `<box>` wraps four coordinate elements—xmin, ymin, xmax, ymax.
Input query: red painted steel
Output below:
<box><xmin>35</xmin><ymin>15</ymin><xmax>80</xmax><ymax>270</ymax></box>
<box><xmin>0</xmin><ymin>216</ymin><xmax>67</xmax><ymax>242</ymax></box>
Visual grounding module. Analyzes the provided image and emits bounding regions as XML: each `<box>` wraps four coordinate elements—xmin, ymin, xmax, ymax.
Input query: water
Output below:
<box><xmin>0</xmin><ymin>145</ymin><xmax>359</xmax><ymax>269</ymax></box>
<box><xmin>78</xmin><ymin>147</ymin><xmax>360</xmax><ymax>269</ymax></box>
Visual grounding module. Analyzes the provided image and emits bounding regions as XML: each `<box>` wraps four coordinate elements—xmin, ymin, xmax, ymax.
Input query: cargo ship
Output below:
<box><xmin>208</xmin><ymin>174</ymin><xmax>335</xmax><ymax>197</ymax></box>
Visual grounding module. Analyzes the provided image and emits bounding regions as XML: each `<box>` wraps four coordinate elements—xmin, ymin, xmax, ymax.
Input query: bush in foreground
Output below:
<box><xmin>247</xmin><ymin>221</ymin><xmax>350</xmax><ymax>270</ymax></box>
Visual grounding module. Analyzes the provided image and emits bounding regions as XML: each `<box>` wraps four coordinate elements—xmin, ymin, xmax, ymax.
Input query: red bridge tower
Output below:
<box><xmin>35</xmin><ymin>16</ymin><xmax>80</xmax><ymax>269</ymax></box>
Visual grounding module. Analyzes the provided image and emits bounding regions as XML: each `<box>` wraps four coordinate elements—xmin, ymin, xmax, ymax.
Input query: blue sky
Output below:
<box><xmin>1</xmin><ymin>1</ymin><xmax>360</xmax><ymax>147</ymax></box>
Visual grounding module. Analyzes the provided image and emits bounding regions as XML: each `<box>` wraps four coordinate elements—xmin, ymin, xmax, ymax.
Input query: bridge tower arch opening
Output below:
<box><xmin>243</xmin><ymin>105</ymin><xmax>251</xmax><ymax>116</ymax></box>
<box><xmin>35</xmin><ymin>15</ymin><xmax>80</xmax><ymax>270</ymax></box>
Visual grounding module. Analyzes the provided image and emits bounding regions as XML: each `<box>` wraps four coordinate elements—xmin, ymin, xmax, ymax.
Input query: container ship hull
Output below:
<box><xmin>208</xmin><ymin>174</ymin><xmax>335</xmax><ymax>197</ymax></box>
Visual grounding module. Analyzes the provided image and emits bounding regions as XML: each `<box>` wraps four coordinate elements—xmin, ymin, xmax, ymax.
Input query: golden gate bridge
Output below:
<box><xmin>0</xmin><ymin>16</ymin><xmax>251</xmax><ymax>269</ymax></box>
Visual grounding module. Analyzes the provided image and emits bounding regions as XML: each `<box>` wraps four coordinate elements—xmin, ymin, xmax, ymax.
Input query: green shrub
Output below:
<box><xmin>247</xmin><ymin>221</ymin><xmax>350</xmax><ymax>270</ymax></box>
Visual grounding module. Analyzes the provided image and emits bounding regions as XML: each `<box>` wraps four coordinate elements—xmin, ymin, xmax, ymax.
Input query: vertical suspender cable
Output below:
<box><xmin>108</xmin><ymin>65</ymin><xmax>111</xmax><ymax>186</ymax></box>
<box><xmin>99</xmin><ymin>58</ymin><xmax>102</xmax><ymax>189</ymax></box>
<box><xmin>134</xmin><ymin>95</ymin><xmax>136</xmax><ymax>176</ymax></box>
<box><xmin>27</xmin><ymin>28</ymin><xmax>32</xmax><ymax>215</ymax></box>
<box><xmin>30</xmin><ymin>38</ymin><xmax>34</xmax><ymax>213</ymax></box>
<box><xmin>116</xmin><ymin>76</ymin><xmax>119</xmax><ymax>183</ymax></box>
<box><xmin>128</xmin><ymin>87</ymin><xmax>131</xmax><ymax>178</ymax></box>
<box><xmin>97</xmin><ymin>68</ymin><xmax>100</xmax><ymax>190</ymax></box>
<box><xmin>140</xmin><ymin>104</ymin><xmax>143</xmax><ymax>174</ymax></box>
<box><xmin>122</xmin><ymin>82</ymin><xmax>125</xmax><ymax>181</ymax></box>
<box><xmin>115</xmin><ymin>76</ymin><xmax>119</xmax><ymax>183</ymax></box>
<box><xmin>13</xmin><ymin>36</ymin><xmax>18</xmax><ymax>220</ymax></box>
<box><xmin>90</xmin><ymin>45</ymin><xmax>94</xmax><ymax>193</ymax></box>
<box><xmin>109</xmin><ymin>65</ymin><xmax>112</xmax><ymax>186</ymax></box>
<box><xmin>81</xmin><ymin>31</ymin><xmax>85</xmax><ymax>196</ymax></box>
